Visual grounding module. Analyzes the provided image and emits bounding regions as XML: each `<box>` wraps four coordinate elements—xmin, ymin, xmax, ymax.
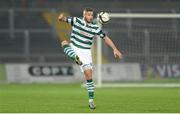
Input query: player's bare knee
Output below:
<box><xmin>84</xmin><ymin>69</ymin><xmax>92</xmax><ymax>80</ymax></box>
<box><xmin>61</xmin><ymin>40</ymin><xmax>69</xmax><ymax>47</ymax></box>
<box><xmin>82</xmin><ymin>64</ymin><xmax>93</xmax><ymax>71</ymax></box>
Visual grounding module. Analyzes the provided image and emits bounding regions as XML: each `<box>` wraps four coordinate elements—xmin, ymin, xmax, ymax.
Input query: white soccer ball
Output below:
<box><xmin>97</xmin><ymin>12</ymin><xmax>110</xmax><ymax>24</ymax></box>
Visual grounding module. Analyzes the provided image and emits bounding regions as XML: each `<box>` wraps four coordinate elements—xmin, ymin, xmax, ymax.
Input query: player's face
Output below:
<box><xmin>84</xmin><ymin>11</ymin><xmax>94</xmax><ymax>23</ymax></box>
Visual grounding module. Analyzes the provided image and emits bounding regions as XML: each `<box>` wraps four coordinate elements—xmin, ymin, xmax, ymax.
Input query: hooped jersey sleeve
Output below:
<box><xmin>96</xmin><ymin>28</ymin><xmax>106</xmax><ymax>39</ymax></box>
<box><xmin>66</xmin><ymin>17</ymin><xmax>77</xmax><ymax>26</ymax></box>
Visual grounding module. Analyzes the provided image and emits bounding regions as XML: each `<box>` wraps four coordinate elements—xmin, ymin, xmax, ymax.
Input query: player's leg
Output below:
<box><xmin>84</xmin><ymin>68</ymin><xmax>96</xmax><ymax>109</ymax></box>
<box><xmin>61</xmin><ymin>40</ymin><xmax>82</xmax><ymax>65</ymax></box>
<box><xmin>77</xmin><ymin>49</ymin><xmax>95</xmax><ymax>109</ymax></box>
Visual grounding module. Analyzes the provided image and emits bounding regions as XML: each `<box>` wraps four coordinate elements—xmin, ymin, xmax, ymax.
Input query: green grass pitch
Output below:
<box><xmin>0</xmin><ymin>83</ymin><xmax>180</xmax><ymax>113</ymax></box>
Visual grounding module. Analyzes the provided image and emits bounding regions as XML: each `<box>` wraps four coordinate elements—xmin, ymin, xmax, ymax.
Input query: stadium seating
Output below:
<box><xmin>0</xmin><ymin>0</ymin><xmax>180</xmax><ymax>63</ymax></box>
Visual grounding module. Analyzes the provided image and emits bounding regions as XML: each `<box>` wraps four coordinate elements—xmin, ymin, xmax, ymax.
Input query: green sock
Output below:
<box><xmin>86</xmin><ymin>79</ymin><xmax>94</xmax><ymax>100</ymax></box>
<box><xmin>63</xmin><ymin>44</ymin><xmax>76</xmax><ymax>61</ymax></box>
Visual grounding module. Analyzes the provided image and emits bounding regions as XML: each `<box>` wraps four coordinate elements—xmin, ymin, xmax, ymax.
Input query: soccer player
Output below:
<box><xmin>58</xmin><ymin>8</ymin><xmax>122</xmax><ymax>109</ymax></box>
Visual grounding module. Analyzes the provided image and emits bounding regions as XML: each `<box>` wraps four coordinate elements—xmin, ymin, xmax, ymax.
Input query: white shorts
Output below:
<box><xmin>70</xmin><ymin>43</ymin><xmax>93</xmax><ymax>72</ymax></box>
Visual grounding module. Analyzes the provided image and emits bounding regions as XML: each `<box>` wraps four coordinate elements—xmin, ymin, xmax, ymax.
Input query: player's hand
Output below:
<box><xmin>58</xmin><ymin>13</ymin><xmax>66</xmax><ymax>22</ymax></box>
<box><xmin>113</xmin><ymin>48</ymin><xmax>123</xmax><ymax>59</ymax></box>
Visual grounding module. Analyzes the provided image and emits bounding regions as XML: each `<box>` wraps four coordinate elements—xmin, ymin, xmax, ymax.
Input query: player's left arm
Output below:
<box><xmin>103</xmin><ymin>36</ymin><xmax>123</xmax><ymax>59</ymax></box>
<box><xmin>97</xmin><ymin>28</ymin><xmax>122</xmax><ymax>59</ymax></box>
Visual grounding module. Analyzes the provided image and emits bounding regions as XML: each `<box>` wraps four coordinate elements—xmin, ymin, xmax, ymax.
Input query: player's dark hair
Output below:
<box><xmin>84</xmin><ymin>7</ymin><xmax>93</xmax><ymax>12</ymax></box>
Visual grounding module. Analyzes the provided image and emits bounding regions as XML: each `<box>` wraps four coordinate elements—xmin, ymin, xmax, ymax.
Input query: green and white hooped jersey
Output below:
<box><xmin>66</xmin><ymin>17</ymin><xmax>106</xmax><ymax>49</ymax></box>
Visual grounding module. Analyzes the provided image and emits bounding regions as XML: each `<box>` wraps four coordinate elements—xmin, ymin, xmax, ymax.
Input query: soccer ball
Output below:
<box><xmin>97</xmin><ymin>12</ymin><xmax>110</xmax><ymax>24</ymax></box>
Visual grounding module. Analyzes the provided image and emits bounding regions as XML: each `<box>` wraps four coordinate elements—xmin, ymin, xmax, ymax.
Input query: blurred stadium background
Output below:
<box><xmin>0</xmin><ymin>0</ymin><xmax>180</xmax><ymax>84</ymax></box>
<box><xmin>0</xmin><ymin>0</ymin><xmax>180</xmax><ymax>112</ymax></box>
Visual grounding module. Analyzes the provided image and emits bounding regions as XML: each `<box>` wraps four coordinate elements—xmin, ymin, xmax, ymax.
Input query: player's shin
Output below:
<box><xmin>86</xmin><ymin>79</ymin><xmax>95</xmax><ymax>100</ymax></box>
<box><xmin>62</xmin><ymin>44</ymin><xmax>76</xmax><ymax>61</ymax></box>
<box><xmin>86</xmin><ymin>78</ymin><xmax>96</xmax><ymax>109</ymax></box>
<box><xmin>84</xmin><ymin>67</ymin><xmax>94</xmax><ymax>101</ymax></box>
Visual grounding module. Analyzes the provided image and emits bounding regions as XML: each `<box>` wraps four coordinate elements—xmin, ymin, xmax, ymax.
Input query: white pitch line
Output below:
<box><xmin>99</xmin><ymin>83</ymin><xmax>180</xmax><ymax>88</ymax></box>
<box><xmin>81</xmin><ymin>83</ymin><xmax>180</xmax><ymax>88</ymax></box>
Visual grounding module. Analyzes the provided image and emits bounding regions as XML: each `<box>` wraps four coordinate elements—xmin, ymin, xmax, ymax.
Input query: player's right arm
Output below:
<box><xmin>58</xmin><ymin>13</ymin><xmax>67</xmax><ymax>22</ymax></box>
<box><xmin>58</xmin><ymin>13</ymin><xmax>75</xmax><ymax>26</ymax></box>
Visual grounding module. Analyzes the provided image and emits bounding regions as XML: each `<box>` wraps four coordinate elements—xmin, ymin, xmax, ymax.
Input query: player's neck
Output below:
<box><xmin>83</xmin><ymin>17</ymin><xmax>91</xmax><ymax>24</ymax></box>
